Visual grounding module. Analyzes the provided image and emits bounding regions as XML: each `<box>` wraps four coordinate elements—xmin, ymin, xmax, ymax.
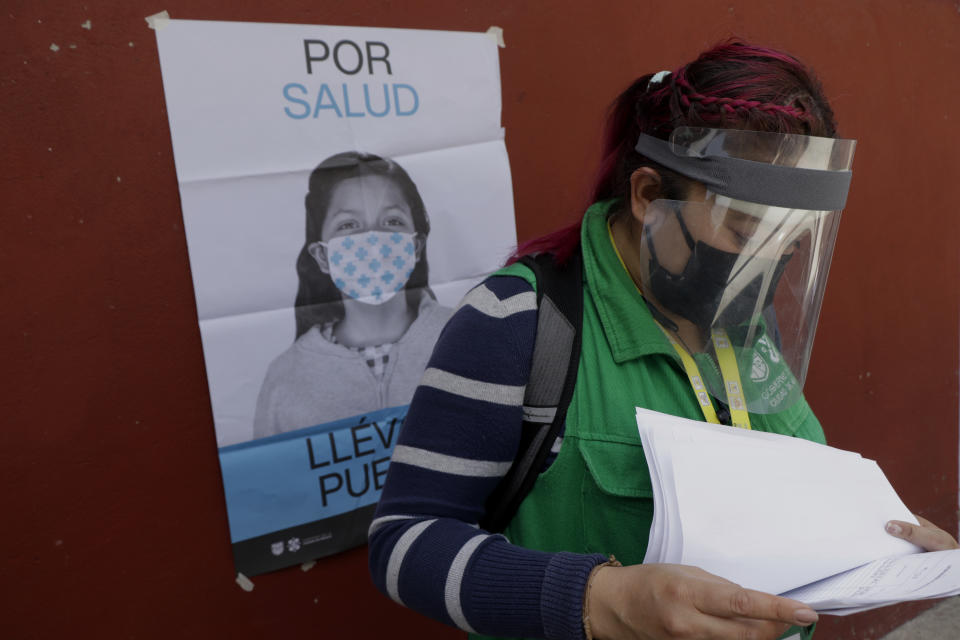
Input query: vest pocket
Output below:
<box><xmin>577</xmin><ymin>437</ymin><xmax>655</xmax><ymax>565</ymax></box>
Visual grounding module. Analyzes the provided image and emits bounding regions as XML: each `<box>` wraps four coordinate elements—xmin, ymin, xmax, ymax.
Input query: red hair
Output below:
<box><xmin>509</xmin><ymin>40</ymin><xmax>837</xmax><ymax>265</ymax></box>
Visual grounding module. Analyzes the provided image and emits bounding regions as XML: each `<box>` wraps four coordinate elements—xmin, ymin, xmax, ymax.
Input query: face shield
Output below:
<box><xmin>634</xmin><ymin>127</ymin><xmax>856</xmax><ymax>415</ymax></box>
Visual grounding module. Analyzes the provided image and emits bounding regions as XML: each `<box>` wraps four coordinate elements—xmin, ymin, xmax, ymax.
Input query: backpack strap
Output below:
<box><xmin>480</xmin><ymin>250</ymin><xmax>583</xmax><ymax>533</ymax></box>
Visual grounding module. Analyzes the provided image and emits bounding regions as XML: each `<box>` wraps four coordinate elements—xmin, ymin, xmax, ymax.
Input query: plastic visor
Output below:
<box><xmin>637</xmin><ymin>128</ymin><xmax>856</xmax><ymax>414</ymax></box>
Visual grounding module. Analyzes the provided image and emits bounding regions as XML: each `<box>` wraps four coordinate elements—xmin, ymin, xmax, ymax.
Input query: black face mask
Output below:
<box><xmin>646</xmin><ymin>209</ymin><xmax>792</xmax><ymax>331</ymax></box>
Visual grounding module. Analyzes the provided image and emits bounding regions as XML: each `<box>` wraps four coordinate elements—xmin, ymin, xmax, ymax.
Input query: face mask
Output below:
<box><xmin>646</xmin><ymin>209</ymin><xmax>791</xmax><ymax>330</ymax></box>
<box><xmin>321</xmin><ymin>230</ymin><xmax>418</xmax><ymax>304</ymax></box>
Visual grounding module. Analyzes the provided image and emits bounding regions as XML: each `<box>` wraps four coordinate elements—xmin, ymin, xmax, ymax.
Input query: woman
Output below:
<box><xmin>368</xmin><ymin>42</ymin><xmax>957</xmax><ymax>640</ymax></box>
<box><xmin>254</xmin><ymin>152</ymin><xmax>451</xmax><ymax>438</ymax></box>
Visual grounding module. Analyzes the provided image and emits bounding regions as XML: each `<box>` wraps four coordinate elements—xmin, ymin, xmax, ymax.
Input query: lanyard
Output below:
<box><xmin>661</xmin><ymin>328</ymin><xmax>751</xmax><ymax>430</ymax></box>
<box><xmin>606</xmin><ymin>219</ymin><xmax>751</xmax><ymax>430</ymax></box>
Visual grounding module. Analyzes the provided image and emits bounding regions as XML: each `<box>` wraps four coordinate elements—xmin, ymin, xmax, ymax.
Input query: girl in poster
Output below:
<box><xmin>253</xmin><ymin>152</ymin><xmax>451</xmax><ymax>438</ymax></box>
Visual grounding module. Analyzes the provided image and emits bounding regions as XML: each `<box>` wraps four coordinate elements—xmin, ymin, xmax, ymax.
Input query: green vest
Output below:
<box><xmin>472</xmin><ymin>201</ymin><xmax>822</xmax><ymax>640</ymax></box>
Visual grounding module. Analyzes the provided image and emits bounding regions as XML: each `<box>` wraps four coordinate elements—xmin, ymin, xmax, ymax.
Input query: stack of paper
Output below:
<box><xmin>635</xmin><ymin>407</ymin><xmax>960</xmax><ymax>614</ymax></box>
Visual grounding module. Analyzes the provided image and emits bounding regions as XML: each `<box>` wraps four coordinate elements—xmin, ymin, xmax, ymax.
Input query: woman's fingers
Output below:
<box><xmin>693</xmin><ymin>582</ymin><xmax>818</xmax><ymax>627</ymax></box>
<box><xmin>588</xmin><ymin>564</ymin><xmax>817</xmax><ymax>640</ymax></box>
<box><xmin>660</xmin><ymin>606</ymin><xmax>790</xmax><ymax>640</ymax></box>
<box><xmin>886</xmin><ymin>516</ymin><xmax>960</xmax><ymax>551</ymax></box>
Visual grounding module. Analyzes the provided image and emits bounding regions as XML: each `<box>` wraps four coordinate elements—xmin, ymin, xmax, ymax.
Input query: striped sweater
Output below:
<box><xmin>368</xmin><ymin>274</ymin><xmax>607</xmax><ymax>640</ymax></box>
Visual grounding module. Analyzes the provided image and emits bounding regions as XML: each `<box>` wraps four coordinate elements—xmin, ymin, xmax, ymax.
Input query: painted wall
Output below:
<box><xmin>4</xmin><ymin>1</ymin><xmax>958</xmax><ymax>638</ymax></box>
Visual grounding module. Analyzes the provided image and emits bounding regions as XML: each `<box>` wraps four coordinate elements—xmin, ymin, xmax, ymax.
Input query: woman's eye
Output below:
<box><xmin>383</xmin><ymin>216</ymin><xmax>408</xmax><ymax>228</ymax></box>
<box><xmin>335</xmin><ymin>220</ymin><xmax>360</xmax><ymax>232</ymax></box>
<box><xmin>720</xmin><ymin>227</ymin><xmax>750</xmax><ymax>251</ymax></box>
<box><xmin>726</xmin><ymin>222</ymin><xmax>757</xmax><ymax>247</ymax></box>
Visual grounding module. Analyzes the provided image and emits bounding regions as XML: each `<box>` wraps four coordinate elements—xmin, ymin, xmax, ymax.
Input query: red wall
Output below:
<box><xmin>5</xmin><ymin>2</ymin><xmax>958</xmax><ymax>638</ymax></box>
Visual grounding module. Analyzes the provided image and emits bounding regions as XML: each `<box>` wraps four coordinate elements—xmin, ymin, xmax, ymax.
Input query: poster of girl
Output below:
<box><xmin>254</xmin><ymin>152</ymin><xmax>452</xmax><ymax>438</ymax></box>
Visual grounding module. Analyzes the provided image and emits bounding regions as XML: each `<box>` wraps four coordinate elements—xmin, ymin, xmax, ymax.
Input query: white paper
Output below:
<box><xmin>156</xmin><ymin>18</ymin><xmax>516</xmax><ymax>575</ymax></box>
<box><xmin>672</xmin><ymin>444</ymin><xmax>917</xmax><ymax>594</ymax></box>
<box><xmin>157</xmin><ymin>21</ymin><xmax>503</xmax><ymax>184</ymax></box>
<box><xmin>634</xmin><ymin>407</ymin><xmax>955</xmax><ymax>613</ymax></box>
<box><xmin>782</xmin><ymin>549</ymin><xmax>960</xmax><ymax>614</ymax></box>
<box><xmin>157</xmin><ymin>19</ymin><xmax>516</xmax><ymax>448</ymax></box>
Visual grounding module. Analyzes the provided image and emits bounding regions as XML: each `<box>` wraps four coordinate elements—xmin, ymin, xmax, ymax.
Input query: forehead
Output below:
<box><xmin>327</xmin><ymin>174</ymin><xmax>406</xmax><ymax>211</ymax></box>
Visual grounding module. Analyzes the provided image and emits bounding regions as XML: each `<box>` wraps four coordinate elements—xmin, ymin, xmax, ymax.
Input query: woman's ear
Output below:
<box><xmin>629</xmin><ymin>167</ymin><xmax>663</xmax><ymax>224</ymax></box>
<box><xmin>413</xmin><ymin>234</ymin><xmax>425</xmax><ymax>261</ymax></box>
<box><xmin>307</xmin><ymin>241</ymin><xmax>330</xmax><ymax>274</ymax></box>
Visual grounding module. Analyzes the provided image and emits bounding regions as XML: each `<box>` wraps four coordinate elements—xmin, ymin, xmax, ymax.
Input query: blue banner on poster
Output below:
<box><xmin>218</xmin><ymin>405</ymin><xmax>406</xmax><ymax>542</ymax></box>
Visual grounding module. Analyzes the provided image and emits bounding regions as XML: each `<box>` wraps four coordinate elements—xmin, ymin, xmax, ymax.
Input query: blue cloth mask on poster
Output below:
<box><xmin>322</xmin><ymin>230</ymin><xmax>417</xmax><ymax>304</ymax></box>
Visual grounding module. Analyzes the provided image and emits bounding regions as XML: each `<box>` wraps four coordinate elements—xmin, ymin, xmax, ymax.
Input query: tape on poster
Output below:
<box><xmin>235</xmin><ymin>572</ymin><xmax>255</xmax><ymax>592</ymax></box>
<box><xmin>145</xmin><ymin>10</ymin><xmax>171</xmax><ymax>30</ymax></box>
<box><xmin>485</xmin><ymin>26</ymin><xmax>505</xmax><ymax>48</ymax></box>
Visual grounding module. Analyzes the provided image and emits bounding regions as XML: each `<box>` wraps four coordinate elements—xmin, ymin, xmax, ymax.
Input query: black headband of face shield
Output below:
<box><xmin>634</xmin><ymin>133</ymin><xmax>852</xmax><ymax>211</ymax></box>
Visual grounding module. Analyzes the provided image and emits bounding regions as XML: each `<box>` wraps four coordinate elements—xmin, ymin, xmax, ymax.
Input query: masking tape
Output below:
<box><xmin>145</xmin><ymin>10</ymin><xmax>171</xmax><ymax>31</ymax></box>
<box><xmin>235</xmin><ymin>572</ymin><xmax>255</xmax><ymax>592</ymax></box>
<box><xmin>301</xmin><ymin>561</ymin><xmax>317</xmax><ymax>572</ymax></box>
<box><xmin>485</xmin><ymin>26</ymin><xmax>505</xmax><ymax>48</ymax></box>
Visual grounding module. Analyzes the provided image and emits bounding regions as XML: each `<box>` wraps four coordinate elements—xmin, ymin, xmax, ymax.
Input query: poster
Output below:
<box><xmin>155</xmin><ymin>19</ymin><xmax>516</xmax><ymax>575</ymax></box>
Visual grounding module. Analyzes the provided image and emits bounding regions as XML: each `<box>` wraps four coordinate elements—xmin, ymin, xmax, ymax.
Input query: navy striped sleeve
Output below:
<box><xmin>368</xmin><ymin>274</ymin><xmax>607</xmax><ymax>640</ymax></box>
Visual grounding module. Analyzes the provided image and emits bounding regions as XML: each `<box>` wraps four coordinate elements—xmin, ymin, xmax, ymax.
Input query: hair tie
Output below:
<box><xmin>647</xmin><ymin>70</ymin><xmax>671</xmax><ymax>91</ymax></box>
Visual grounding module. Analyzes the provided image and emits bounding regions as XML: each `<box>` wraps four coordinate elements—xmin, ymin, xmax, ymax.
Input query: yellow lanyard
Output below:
<box><xmin>661</xmin><ymin>328</ymin><xmax>751</xmax><ymax>430</ymax></box>
<box><xmin>606</xmin><ymin>219</ymin><xmax>751</xmax><ymax>430</ymax></box>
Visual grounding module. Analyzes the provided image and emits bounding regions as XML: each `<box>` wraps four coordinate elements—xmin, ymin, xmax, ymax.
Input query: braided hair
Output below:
<box><xmin>512</xmin><ymin>40</ymin><xmax>838</xmax><ymax>264</ymax></box>
<box><xmin>595</xmin><ymin>39</ymin><xmax>837</xmax><ymax>203</ymax></box>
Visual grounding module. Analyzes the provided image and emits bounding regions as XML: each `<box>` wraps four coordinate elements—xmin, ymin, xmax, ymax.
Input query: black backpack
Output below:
<box><xmin>479</xmin><ymin>251</ymin><xmax>584</xmax><ymax>533</ymax></box>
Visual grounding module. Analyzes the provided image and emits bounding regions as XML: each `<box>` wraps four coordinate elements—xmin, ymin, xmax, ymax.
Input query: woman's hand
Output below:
<box><xmin>886</xmin><ymin>516</ymin><xmax>959</xmax><ymax>551</ymax></box>
<box><xmin>585</xmin><ymin>563</ymin><xmax>817</xmax><ymax>640</ymax></box>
